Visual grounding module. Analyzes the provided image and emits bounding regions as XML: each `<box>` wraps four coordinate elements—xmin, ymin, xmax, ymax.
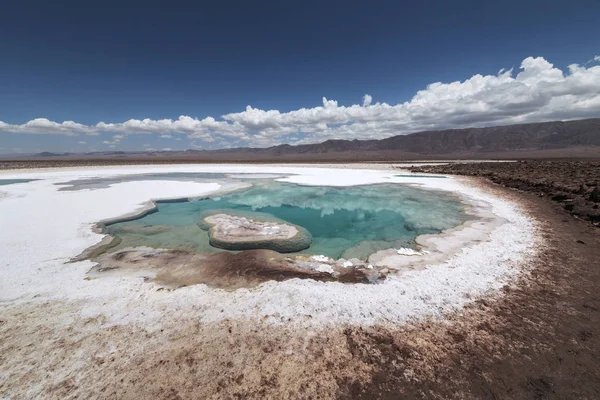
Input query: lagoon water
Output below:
<box><xmin>105</xmin><ymin>181</ymin><xmax>470</xmax><ymax>260</ymax></box>
<box><xmin>0</xmin><ymin>179</ymin><xmax>37</xmax><ymax>186</ymax></box>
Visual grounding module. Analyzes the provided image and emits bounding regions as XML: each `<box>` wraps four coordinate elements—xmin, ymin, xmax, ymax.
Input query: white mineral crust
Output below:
<box><xmin>0</xmin><ymin>164</ymin><xmax>537</xmax><ymax>327</ymax></box>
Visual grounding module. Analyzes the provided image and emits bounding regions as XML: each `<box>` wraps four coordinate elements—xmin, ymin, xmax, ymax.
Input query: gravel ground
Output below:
<box><xmin>408</xmin><ymin>160</ymin><xmax>600</xmax><ymax>227</ymax></box>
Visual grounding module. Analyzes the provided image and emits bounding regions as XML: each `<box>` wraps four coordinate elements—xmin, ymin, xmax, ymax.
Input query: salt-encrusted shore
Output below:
<box><xmin>0</xmin><ymin>164</ymin><xmax>546</xmax><ymax>399</ymax></box>
<box><xmin>0</xmin><ymin>165</ymin><xmax>536</xmax><ymax>321</ymax></box>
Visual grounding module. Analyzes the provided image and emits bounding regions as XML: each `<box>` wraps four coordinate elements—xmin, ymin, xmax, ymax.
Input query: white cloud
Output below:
<box><xmin>102</xmin><ymin>134</ymin><xmax>124</xmax><ymax>146</ymax></box>
<box><xmin>0</xmin><ymin>118</ymin><xmax>87</xmax><ymax>136</ymax></box>
<box><xmin>77</xmin><ymin>141</ymin><xmax>87</xmax><ymax>144</ymax></box>
<box><xmin>595</xmin><ymin>55</ymin><xmax>600</xmax><ymax>62</ymax></box>
<box><xmin>362</xmin><ymin>94</ymin><xmax>372</xmax><ymax>107</ymax></box>
<box><xmin>160</xmin><ymin>134</ymin><xmax>173</xmax><ymax>139</ymax></box>
<box><xmin>1</xmin><ymin>55</ymin><xmax>600</xmax><ymax>148</ymax></box>
<box><xmin>162</xmin><ymin>147</ymin><xmax>172</xmax><ymax>151</ymax></box>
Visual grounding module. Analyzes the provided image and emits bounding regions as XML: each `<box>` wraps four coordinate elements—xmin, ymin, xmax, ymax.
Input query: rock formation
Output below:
<box><xmin>199</xmin><ymin>212</ymin><xmax>312</xmax><ymax>252</ymax></box>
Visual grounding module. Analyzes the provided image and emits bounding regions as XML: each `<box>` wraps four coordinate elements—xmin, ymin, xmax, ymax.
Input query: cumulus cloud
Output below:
<box><xmin>160</xmin><ymin>134</ymin><xmax>173</xmax><ymax>139</ymax></box>
<box><xmin>0</xmin><ymin>118</ymin><xmax>89</xmax><ymax>136</ymax></box>
<box><xmin>102</xmin><ymin>134</ymin><xmax>124</xmax><ymax>146</ymax></box>
<box><xmin>2</xmin><ymin>55</ymin><xmax>599</xmax><ymax>148</ymax></box>
<box><xmin>595</xmin><ymin>55</ymin><xmax>600</xmax><ymax>62</ymax></box>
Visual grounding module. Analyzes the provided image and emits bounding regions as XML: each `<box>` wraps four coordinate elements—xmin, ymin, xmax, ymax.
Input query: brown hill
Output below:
<box><xmin>253</xmin><ymin>118</ymin><xmax>600</xmax><ymax>155</ymax></box>
<box><xmin>5</xmin><ymin>118</ymin><xmax>598</xmax><ymax>164</ymax></box>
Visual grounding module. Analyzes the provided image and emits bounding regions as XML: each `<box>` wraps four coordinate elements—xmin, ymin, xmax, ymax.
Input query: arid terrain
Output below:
<box><xmin>409</xmin><ymin>160</ymin><xmax>600</xmax><ymax>226</ymax></box>
<box><xmin>1</xmin><ymin>161</ymin><xmax>600</xmax><ymax>399</ymax></box>
<box><xmin>333</xmin><ymin>177</ymin><xmax>600</xmax><ymax>399</ymax></box>
<box><xmin>2</xmin><ymin>0</ymin><xmax>599</xmax><ymax>397</ymax></box>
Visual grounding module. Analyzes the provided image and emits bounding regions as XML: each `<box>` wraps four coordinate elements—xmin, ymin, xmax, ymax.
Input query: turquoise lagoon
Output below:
<box><xmin>104</xmin><ymin>180</ymin><xmax>470</xmax><ymax>260</ymax></box>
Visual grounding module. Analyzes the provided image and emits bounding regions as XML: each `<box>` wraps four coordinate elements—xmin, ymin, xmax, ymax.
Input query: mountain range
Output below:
<box><xmin>11</xmin><ymin>118</ymin><xmax>600</xmax><ymax>161</ymax></box>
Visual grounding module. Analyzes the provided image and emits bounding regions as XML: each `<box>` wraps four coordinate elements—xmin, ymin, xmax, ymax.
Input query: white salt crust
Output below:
<box><xmin>0</xmin><ymin>165</ymin><xmax>537</xmax><ymax>328</ymax></box>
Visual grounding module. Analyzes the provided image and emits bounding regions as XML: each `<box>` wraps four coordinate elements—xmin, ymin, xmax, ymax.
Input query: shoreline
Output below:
<box><xmin>0</xmin><ymin>160</ymin><xmax>509</xmax><ymax>176</ymax></box>
<box><xmin>0</xmin><ymin>167</ymin><xmax>534</xmax><ymax>324</ymax></box>
<box><xmin>368</xmin><ymin>187</ymin><xmax>506</xmax><ymax>271</ymax></box>
<box><xmin>71</xmin><ymin>167</ymin><xmax>515</xmax><ymax>284</ymax></box>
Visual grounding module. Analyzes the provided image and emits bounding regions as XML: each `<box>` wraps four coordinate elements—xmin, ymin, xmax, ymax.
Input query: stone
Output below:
<box><xmin>589</xmin><ymin>186</ymin><xmax>600</xmax><ymax>202</ymax></box>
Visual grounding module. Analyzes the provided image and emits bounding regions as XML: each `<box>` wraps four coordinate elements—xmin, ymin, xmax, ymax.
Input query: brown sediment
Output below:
<box><xmin>157</xmin><ymin>250</ymin><xmax>329</xmax><ymax>288</ymax></box>
<box><xmin>91</xmin><ymin>247</ymin><xmax>376</xmax><ymax>289</ymax></box>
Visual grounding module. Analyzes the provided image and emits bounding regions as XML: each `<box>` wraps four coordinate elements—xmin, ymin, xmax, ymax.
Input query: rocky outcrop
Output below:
<box><xmin>408</xmin><ymin>161</ymin><xmax>600</xmax><ymax>226</ymax></box>
<box><xmin>199</xmin><ymin>213</ymin><xmax>312</xmax><ymax>252</ymax></box>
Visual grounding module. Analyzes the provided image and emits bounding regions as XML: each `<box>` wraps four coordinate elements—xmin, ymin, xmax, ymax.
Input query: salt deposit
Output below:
<box><xmin>396</xmin><ymin>248</ymin><xmax>423</xmax><ymax>256</ymax></box>
<box><xmin>0</xmin><ymin>164</ymin><xmax>537</xmax><ymax>328</ymax></box>
<box><xmin>202</xmin><ymin>213</ymin><xmax>312</xmax><ymax>252</ymax></box>
<box><xmin>311</xmin><ymin>255</ymin><xmax>332</xmax><ymax>263</ymax></box>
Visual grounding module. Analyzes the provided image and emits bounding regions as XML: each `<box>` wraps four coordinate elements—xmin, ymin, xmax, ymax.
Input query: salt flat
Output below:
<box><xmin>0</xmin><ymin>164</ymin><xmax>537</xmax><ymax>325</ymax></box>
<box><xmin>0</xmin><ymin>164</ymin><xmax>539</xmax><ymax>399</ymax></box>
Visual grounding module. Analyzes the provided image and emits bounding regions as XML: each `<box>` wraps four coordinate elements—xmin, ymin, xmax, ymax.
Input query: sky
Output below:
<box><xmin>0</xmin><ymin>0</ymin><xmax>599</xmax><ymax>154</ymax></box>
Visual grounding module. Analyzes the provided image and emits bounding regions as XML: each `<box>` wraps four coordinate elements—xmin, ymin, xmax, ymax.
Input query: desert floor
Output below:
<box><xmin>1</xmin><ymin>162</ymin><xmax>599</xmax><ymax>399</ymax></box>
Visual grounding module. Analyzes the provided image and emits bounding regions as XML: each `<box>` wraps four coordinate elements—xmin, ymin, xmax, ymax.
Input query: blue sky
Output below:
<box><xmin>1</xmin><ymin>0</ymin><xmax>599</xmax><ymax>154</ymax></box>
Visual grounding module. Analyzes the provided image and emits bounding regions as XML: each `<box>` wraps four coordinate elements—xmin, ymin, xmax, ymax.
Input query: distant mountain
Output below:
<box><xmin>248</xmin><ymin>118</ymin><xmax>600</xmax><ymax>155</ymax></box>
<box><xmin>34</xmin><ymin>151</ymin><xmax>73</xmax><ymax>157</ymax></box>
<box><xmin>13</xmin><ymin>118</ymin><xmax>600</xmax><ymax>162</ymax></box>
